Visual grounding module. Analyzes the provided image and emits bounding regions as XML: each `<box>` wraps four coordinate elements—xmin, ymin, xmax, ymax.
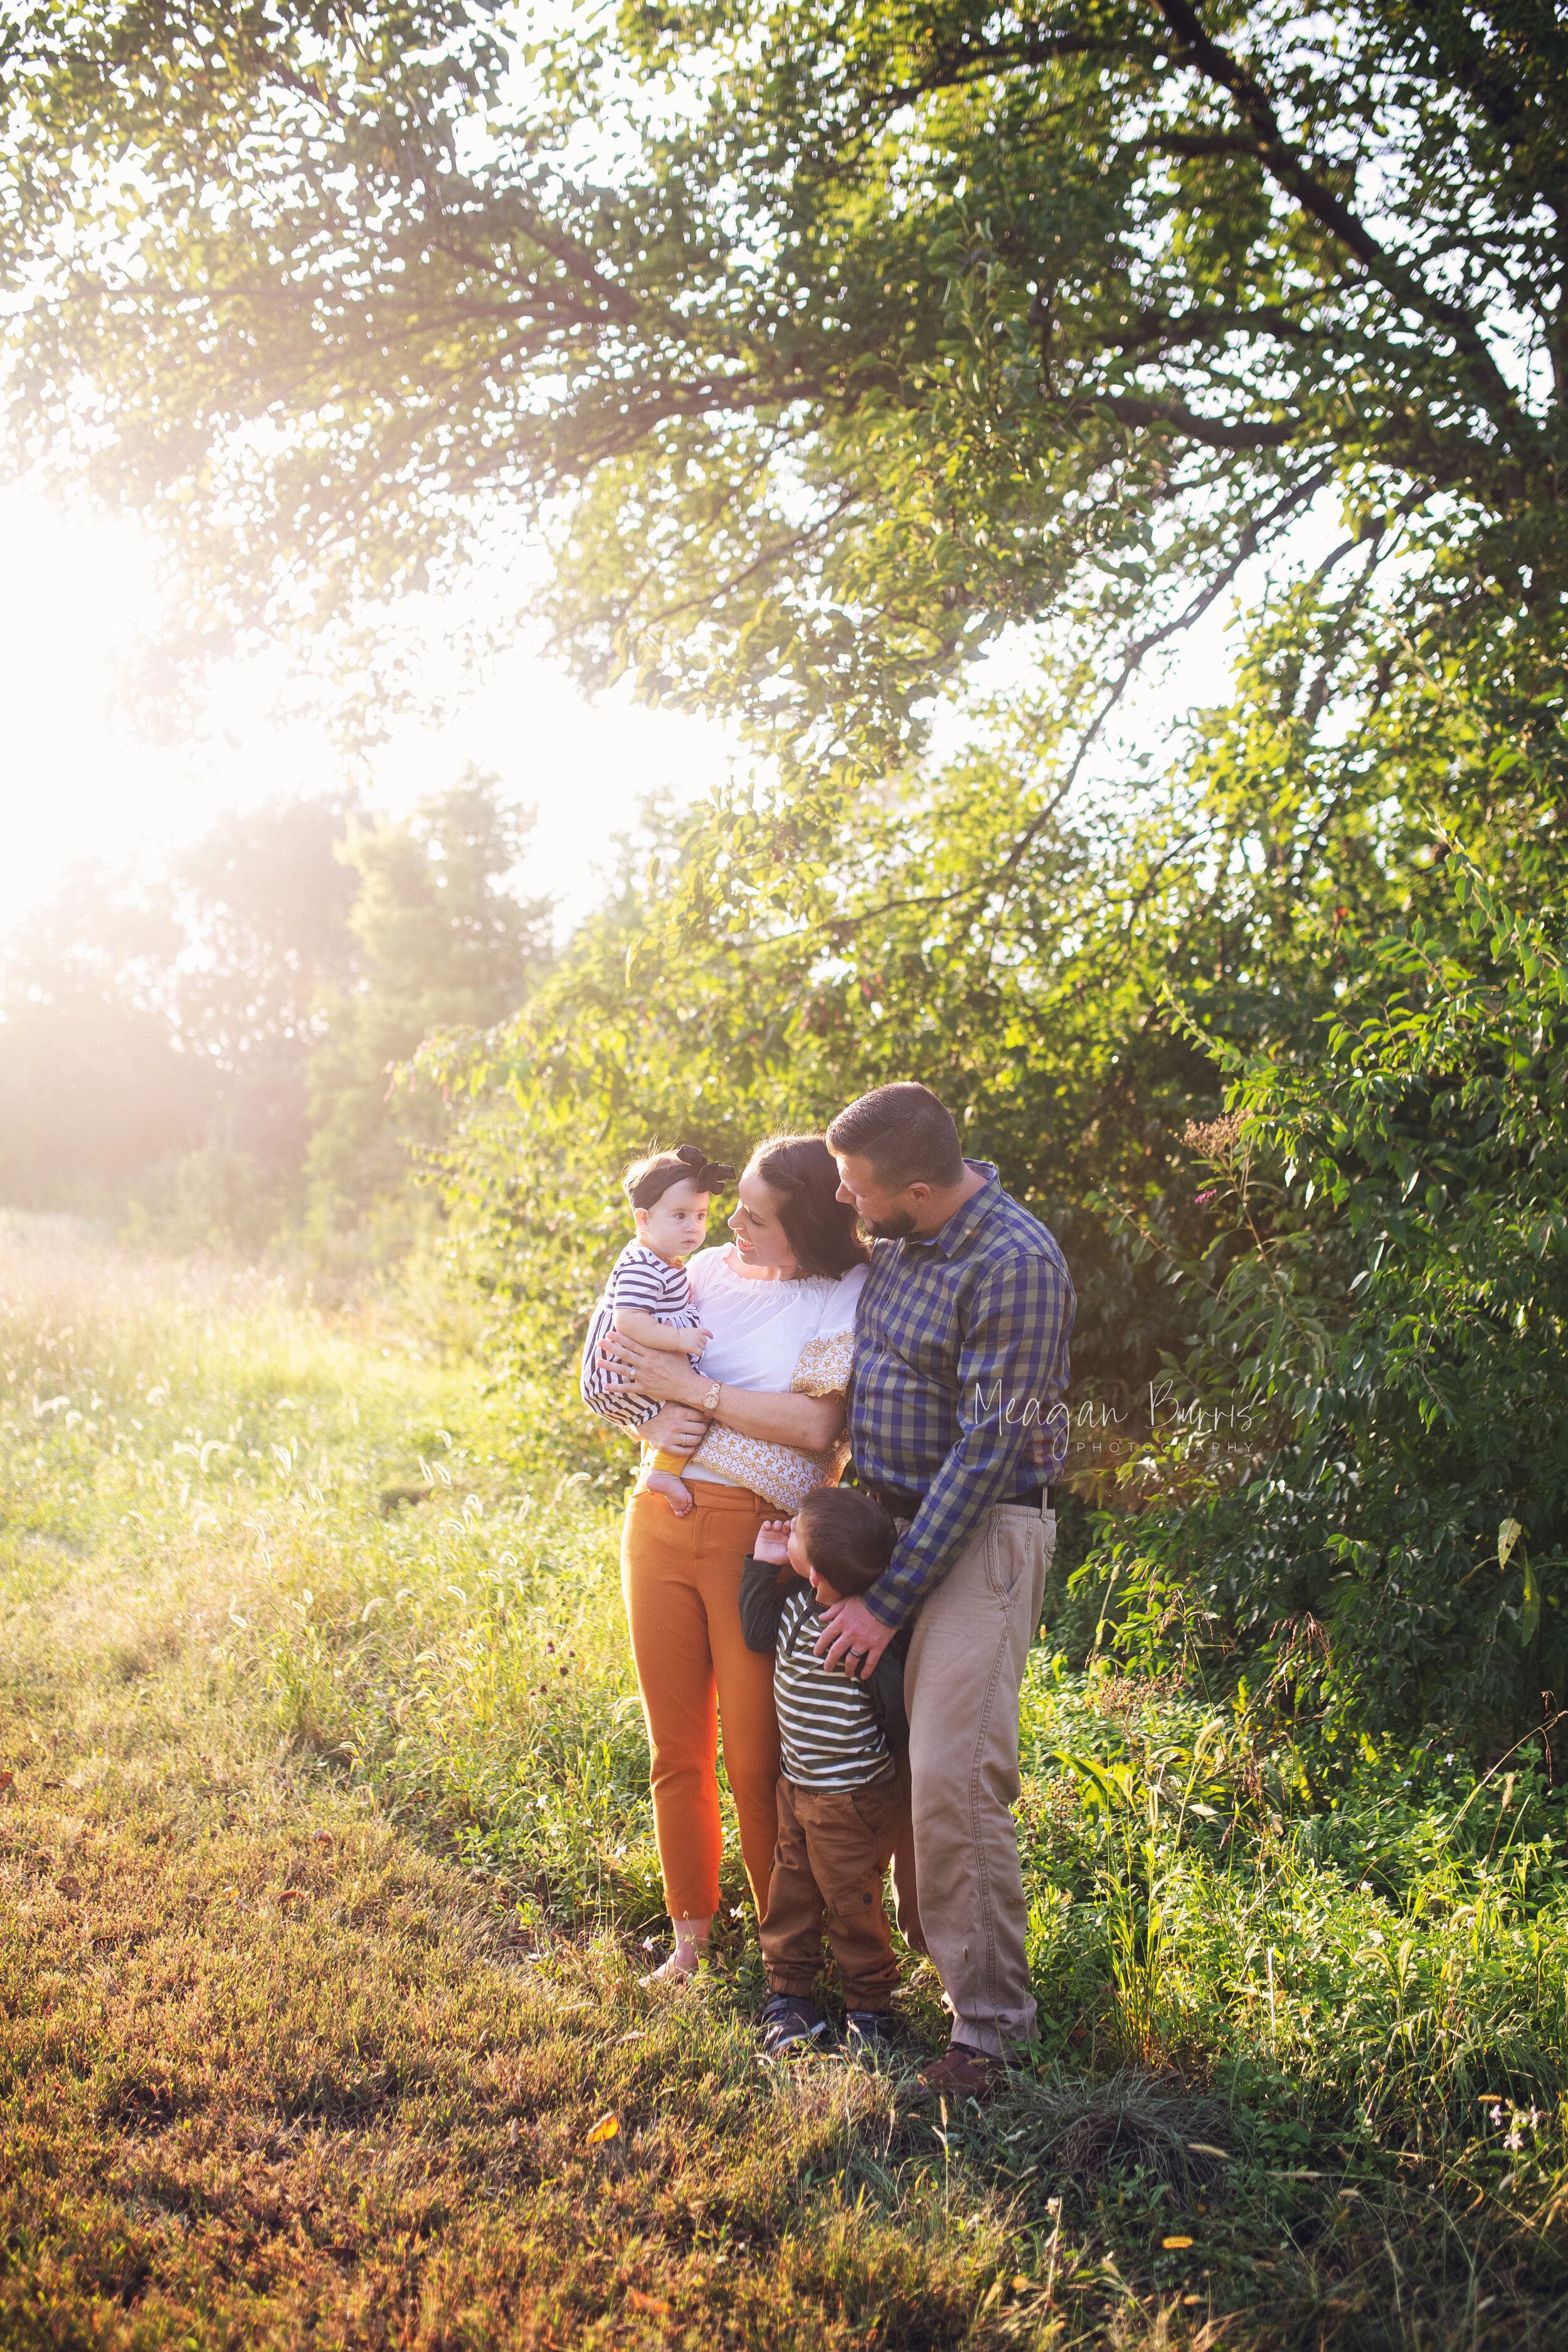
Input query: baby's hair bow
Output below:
<box><xmin>675</xmin><ymin>1143</ymin><xmax>737</xmax><ymax>1190</ymax></box>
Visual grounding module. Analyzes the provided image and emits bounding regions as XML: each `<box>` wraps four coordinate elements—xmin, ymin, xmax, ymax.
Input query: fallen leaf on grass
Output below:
<box><xmin>586</xmin><ymin>2113</ymin><xmax>620</xmax><ymax>2144</ymax></box>
<box><xmin>274</xmin><ymin>1889</ymin><xmax>306</xmax><ymax>1904</ymax></box>
<box><xmin>1162</xmin><ymin>2235</ymin><xmax>1195</xmax><ymax>2249</ymax></box>
<box><xmin>1012</xmin><ymin>2274</ymin><xmax>1033</xmax><ymax>2292</ymax></box>
<box><xmin>628</xmin><ymin>2291</ymin><xmax>669</xmax><ymax>2314</ymax></box>
<box><xmin>0</xmin><ymin>1772</ymin><xmax>14</xmax><ymax>1794</ymax></box>
<box><xmin>56</xmin><ymin>1877</ymin><xmax>81</xmax><ymax>1897</ymax></box>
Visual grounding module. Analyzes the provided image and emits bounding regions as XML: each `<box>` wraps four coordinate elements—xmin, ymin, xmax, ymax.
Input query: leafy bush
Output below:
<box><xmin>1086</xmin><ymin>847</ymin><xmax>1568</xmax><ymax>1747</ymax></box>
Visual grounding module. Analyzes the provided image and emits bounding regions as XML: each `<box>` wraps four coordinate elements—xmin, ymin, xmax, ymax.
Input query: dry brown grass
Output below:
<box><xmin>2</xmin><ymin>1772</ymin><xmax>1005</xmax><ymax>2349</ymax></box>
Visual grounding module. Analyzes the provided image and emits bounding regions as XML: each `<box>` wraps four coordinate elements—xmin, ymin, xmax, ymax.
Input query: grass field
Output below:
<box><xmin>4</xmin><ymin>1218</ymin><xmax>1568</xmax><ymax>2349</ymax></box>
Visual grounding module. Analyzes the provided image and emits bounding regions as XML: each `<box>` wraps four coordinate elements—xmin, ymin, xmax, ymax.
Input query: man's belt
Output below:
<box><xmin>852</xmin><ymin>1475</ymin><xmax>1051</xmax><ymax>1519</ymax></box>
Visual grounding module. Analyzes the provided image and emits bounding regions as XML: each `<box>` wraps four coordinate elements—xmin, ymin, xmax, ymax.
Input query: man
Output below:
<box><xmin>820</xmin><ymin>1082</ymin><xmax>1074</xmax><ymax>2097</ymax></box>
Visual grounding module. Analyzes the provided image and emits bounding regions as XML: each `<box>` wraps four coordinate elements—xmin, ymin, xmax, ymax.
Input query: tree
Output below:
<box><xmin>307</xmin><ymin>773</ymin><xmax>553</xmax><ymax>1225</ymax></box>
<box><xmin>0</xmin><ymin>871</ymin><xmax>198</xmax><ymax>1210</ymax></box>
<box><xmin>4</xmin><ymin>3</ymin><xmax>1563</xmax><ymax>778</ymax></box>
<box><xmin>174</xmin><ymin>794</ymin><xmax>363</xmax><ymax>1184</ymax></box>
<box><xmin>9</xmin><ymin>1</ymin><xmax>1568</xmax><ymax>1736</ymax></box>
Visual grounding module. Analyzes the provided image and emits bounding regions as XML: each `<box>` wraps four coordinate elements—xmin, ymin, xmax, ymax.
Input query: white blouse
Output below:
<box><xmin>676</xmin><ymin>1246</ymin><xmax>867</xmax><ymax>1512</ymax></box>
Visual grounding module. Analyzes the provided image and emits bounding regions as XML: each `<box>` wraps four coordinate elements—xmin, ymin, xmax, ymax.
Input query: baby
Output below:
<box><xmin>739</xmin><ymin>1486</ymin><xmax>911</xmax><ymax>2056</ymax></box>
<box><xmin>580</xmin><ymin>1143</ymin><xmax>736</xmax><ymax>1513</ymax></box>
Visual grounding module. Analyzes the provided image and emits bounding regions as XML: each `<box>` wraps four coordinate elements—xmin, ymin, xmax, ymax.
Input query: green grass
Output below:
<box><xmin>4</xmin><ymin>1216</ymin><xmax>1568</xmax><ymax>2348</ymax></box>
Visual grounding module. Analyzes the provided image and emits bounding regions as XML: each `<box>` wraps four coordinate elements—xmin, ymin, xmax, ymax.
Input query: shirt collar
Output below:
<box><xmin>913</xmin><ymin>1160</ymin><xmax>1002</xmax><ymax>1259</ymax></box>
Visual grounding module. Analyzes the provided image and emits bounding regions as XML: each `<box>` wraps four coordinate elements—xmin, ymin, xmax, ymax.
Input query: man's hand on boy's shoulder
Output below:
<box><xmin>814</xmin><ymin>1594</ymin><xmax>894</xmax><ymax>1681</ymax></box>
<box><xmin>751</xmin><ymin>1518</ymin><xmax>793</xmax><ymax>1567</ymax></box>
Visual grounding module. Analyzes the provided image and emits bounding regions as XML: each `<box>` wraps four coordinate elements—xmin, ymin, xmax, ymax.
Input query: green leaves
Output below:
<box><xmin>7</xmin><ymin>3</ymin><xmax>1568</xmax><ymax>765</ymax></box>
<box><xmin>1498</xmin><ymin>1518</ymin><xmax>1542</xmax><ymax>1645</ymax></box>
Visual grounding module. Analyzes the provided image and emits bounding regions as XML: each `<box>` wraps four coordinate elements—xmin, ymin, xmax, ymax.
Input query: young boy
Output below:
<box><xmin>579</xmin><ymin>1143</ymin><xmax>735</xmax><ymax>1513</ymax></box>
<box><xmin>739</xmin><ymin>1485</ymin><xmax>911</xmax><ymax>2057</ymax></box>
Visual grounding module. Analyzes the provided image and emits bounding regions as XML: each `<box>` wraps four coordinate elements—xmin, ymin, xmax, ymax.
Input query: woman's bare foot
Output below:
<box><xmin>639</xmin><ymin>1916</ymin><xmax>710</xmax><ymax>1986</ymax></box>
<box><xmin>645</xmin><ymin>1467</ymin><xmax>695</xmax><ymax>1515</ymax></box>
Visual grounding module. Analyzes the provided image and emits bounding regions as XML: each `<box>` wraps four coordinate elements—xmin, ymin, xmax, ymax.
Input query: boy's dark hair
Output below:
<box><xmin>826</xmin><ymin>1082</ymin><xmax>965</xmax><ymax>1188</ymax></box>
<box><xmin>795</xmin><ymin>1485</ymin><xmax>898</xmax><ymax>1597</ymax></box>
<box><xmin>623</xmin><ymin>1142</ymin><xmax>736</xmax><ymax>1212</ymax></box>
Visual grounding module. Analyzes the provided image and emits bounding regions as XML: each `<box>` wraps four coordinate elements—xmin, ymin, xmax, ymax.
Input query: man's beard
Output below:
<box><xmin>866</xmin><ymin>1208</ymin><xmax>918</xmax><ymax>1240</ymax></box>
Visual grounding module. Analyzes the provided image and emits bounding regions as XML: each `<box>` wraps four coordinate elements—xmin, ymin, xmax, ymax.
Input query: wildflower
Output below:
<box><xmin>1194</xmin><ymin>1190</ymin><xmax>1216</xmax><ymax>1205</ymax></box>
<box><xmin>1505</xmin><ymin>2130</ymin><xmax>1523</xmax><ymax>2151</ymax></box>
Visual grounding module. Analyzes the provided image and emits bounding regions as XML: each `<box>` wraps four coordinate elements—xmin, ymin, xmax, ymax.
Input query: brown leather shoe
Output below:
<box><xmin>911</xmin><ymin>2042</ymin><xmax>1004</xmax><ymax>2101</ymax></box>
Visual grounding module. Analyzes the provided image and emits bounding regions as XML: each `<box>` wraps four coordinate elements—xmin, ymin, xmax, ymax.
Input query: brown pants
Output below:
<box><xmin>760</xmin><ymin>1766</ymin><xmax>908</xmax><ymax>2011</ymax></box>
<box><xmin>620</xmin><ymin>1480</ymin><xmax>780</xmax><ymax>1922</ymax></box>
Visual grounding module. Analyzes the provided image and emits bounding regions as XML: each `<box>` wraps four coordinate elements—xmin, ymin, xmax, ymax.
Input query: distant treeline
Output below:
<box><xmin>0</xmin><ymin>774</ymin><xmax>549</xmax><ymax>1253</ymax></box>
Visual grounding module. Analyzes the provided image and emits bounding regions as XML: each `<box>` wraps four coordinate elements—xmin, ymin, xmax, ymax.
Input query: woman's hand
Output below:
<box><xmin>601</xmin><ymin>1334</ymin><xmax>845</xmax><ymax>1454</ymax></box>
<box><xmin>638</xmin><ymin>1403</ymin><xmax>711</xmax><ymax>1453</ymax></box>
<box><xmin>598</xmin><ymin>1330</ymin><xmax>704</xmax><ymax>1406</ymax></box>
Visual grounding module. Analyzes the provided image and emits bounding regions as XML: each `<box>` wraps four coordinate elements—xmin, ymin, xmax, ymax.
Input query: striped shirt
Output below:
<box><xmin>579</xmin><ymin>1239</ymin><xmax>705</xmax><ymax>1427</ymax></box>
<box><xmin>773</xmin><ymin>1584</ymin><xmax>891</xmax><ymax>1790</ymax></box>
<box><xmin>849</xmin><ymin>1161</ymin><xmax>1074</xmax><ymax>1631</ymax></box>
<box><xmin>601</xmin><ymin>1240</ymin><xmax>698</xmax><ymax>1320</ymax></box>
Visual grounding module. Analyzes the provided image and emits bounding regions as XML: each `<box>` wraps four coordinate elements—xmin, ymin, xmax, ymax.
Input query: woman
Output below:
<box><xmin>600</xmin><ymin>1131</ymin><xmax>868</xmax><ymax>1980</ymax></box>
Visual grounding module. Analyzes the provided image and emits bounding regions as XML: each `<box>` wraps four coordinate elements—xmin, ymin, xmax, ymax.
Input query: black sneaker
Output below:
<box><xmin>760</xmin><ymin>1993</ymin><xmax>827</xmax><ymax>2057</ymax></box>
<box><xmin>844</xmin><ymin>2010</ymin><xmax>897</xmax><ymax>2054</ymax></box>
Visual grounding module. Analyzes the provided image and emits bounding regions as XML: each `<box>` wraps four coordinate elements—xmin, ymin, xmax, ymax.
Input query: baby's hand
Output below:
<box><xmin>751</xmin><ymin>1518</ymin><xmax>794</xmax><ymax>1566</ymax></box>
<box><xmin>691</xmin><ymin>1328</ymin><xmax>713</xmax><ymax>1348</ymax></box>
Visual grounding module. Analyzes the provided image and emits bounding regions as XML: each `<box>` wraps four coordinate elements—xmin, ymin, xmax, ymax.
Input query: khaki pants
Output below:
<box><xmin>891</xmin><ymin>1501</ymin><xmax>1055</xmax><ymax>2057</ymax></box>
<box><xmin>760</xmin><ymin>1766</ymin><xmax>906</xmax><ymax>2010</ymax></box>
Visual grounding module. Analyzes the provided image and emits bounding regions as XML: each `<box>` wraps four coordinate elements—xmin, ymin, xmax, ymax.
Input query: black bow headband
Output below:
<box><xmin>673</xmin><ymin>1143</ymin><xmax>737</xmax><ymax>1191</ymax></box>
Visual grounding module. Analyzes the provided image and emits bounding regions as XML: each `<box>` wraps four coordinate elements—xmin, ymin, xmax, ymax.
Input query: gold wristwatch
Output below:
<box><xmin>698</xmin><ymin>1379</ymin><xmax>722</xmax><ymax>1413</ymax></box>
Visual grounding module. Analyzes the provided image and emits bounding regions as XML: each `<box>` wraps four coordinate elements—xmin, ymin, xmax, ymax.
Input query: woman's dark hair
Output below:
<box><xmin>751</xmin><ymin>1132</ymin><xmax>869</xmax><ymax>1278</ymax></box>
<box><xmin>623</xmin><ymin>1142</ymin><xmax>736</xmax><ymax>1212</ymax></box>
<box><xmin>794</xmin><ymin>1486</ymin><xmax>897</xmax><ymax>1596</ymax></box>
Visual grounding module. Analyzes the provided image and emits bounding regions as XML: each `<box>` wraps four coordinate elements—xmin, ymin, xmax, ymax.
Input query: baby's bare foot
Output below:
<box><xmin>645</xmin><ymin>1468</ymin><xmax>694</xmax><ymax>1515</ymax></box>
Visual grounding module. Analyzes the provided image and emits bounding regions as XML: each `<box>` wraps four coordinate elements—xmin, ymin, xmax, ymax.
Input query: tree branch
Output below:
<box><xmin>1066</xmin><ymin>391</ymin><xmax>1293</xmax><ymax>450</ymax></box>
<box><xmin>1152</xmin><ymin>0</ymin><xmax>1531</xmax><ymax>449</ymax></box>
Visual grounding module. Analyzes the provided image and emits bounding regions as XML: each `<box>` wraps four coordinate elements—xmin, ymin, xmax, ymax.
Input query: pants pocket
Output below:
<box><xmin>983</xmin><ymin>1513</ymin><xmax>1034</xmax><ymax>1601</ymax></box>
<box><xmin>849</xmin><ymin>1772</ymin><xmax>902</xmax><ymax>1836</ymax></box>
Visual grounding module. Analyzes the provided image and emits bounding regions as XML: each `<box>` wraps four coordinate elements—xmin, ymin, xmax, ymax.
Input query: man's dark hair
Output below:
<box><xmin>826</xmin><ymin>1083</ymin><xmax>965</xmax><ymax>1189</ymax></box>
<box><xmin>751</xmin><ymin>1132</ymin><xmax>869</xmax><ymax>1278</ymax></box>
<box><xmin>795</xmin><ymin>1485</ymin><xmax>898</xmax><ymax>1597</ymax></box>
<box><xmin>622</xmin><ymin>1142</ymin><xmax>736</xmax><ymax>1212</ymax></box>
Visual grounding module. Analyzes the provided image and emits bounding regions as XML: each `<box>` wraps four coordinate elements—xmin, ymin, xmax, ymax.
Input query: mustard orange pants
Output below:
<box><xmin>620</xmin><ymin>1480</ymin><xmax>781</xmax><ymax>1923</ymax></box>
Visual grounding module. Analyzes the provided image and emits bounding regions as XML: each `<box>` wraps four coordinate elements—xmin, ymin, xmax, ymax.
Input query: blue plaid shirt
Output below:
<box><xmin>848</xmin><ymin>1163</ymin><xmax>1074</xmax><ymax>1630</ymax></box>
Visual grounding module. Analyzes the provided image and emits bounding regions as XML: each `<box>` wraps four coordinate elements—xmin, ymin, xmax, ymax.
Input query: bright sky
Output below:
<box><xmin>0</xmin><ymin>481</ymin><xmax>740</xmax><ymax>945</ymax></box>
<box><xmin>0</xmin><ymin>477</ymin><xmax>1281</xmax><ymax>953</ymax></box>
